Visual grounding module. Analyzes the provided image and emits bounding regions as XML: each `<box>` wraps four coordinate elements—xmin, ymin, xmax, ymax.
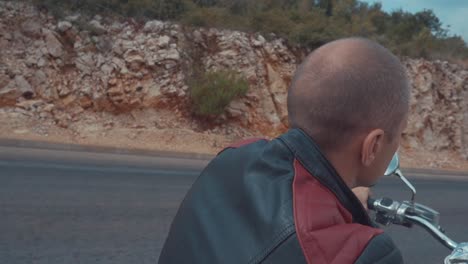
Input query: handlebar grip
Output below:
<box><xmin>367</xmin><ymin>198</ymin><xmax>376</xmax><ymax>210</ymax></box>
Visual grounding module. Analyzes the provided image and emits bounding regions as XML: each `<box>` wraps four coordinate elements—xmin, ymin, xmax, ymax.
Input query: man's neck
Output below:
<box><xmin>322</xmin><ymin>149</ymin><xmax>358</xmax><ymax>189</ymax></box>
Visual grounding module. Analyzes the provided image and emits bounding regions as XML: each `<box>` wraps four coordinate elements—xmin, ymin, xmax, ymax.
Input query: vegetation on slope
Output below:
<box><xmin>31</xmin><ymin>0</ymin><xmax>468</xmax><ymax>61</ymax></box>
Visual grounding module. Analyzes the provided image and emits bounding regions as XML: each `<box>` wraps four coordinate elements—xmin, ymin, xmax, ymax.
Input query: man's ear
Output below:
<box><xmin>361</xmin><ymin>129</ymin><xmax>385</xmax><ymax>166</ymax></box>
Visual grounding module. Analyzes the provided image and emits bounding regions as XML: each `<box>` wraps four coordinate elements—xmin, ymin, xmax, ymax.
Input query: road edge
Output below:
<box><xmin>1</xmin><ymin>138</ymin><xmax>467</xmax><ymax>179</ymax></box>
<box><xmin>0</xmin><ymin>138</ymin><xmax>214</xmax><ymax>160</ymax></box>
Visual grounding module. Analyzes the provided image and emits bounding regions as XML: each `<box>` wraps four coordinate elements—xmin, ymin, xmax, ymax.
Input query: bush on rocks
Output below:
<box><xmin>190</xmin><ymin>70</ymin><xmax>248</xmax><ymax>117</ymax></box>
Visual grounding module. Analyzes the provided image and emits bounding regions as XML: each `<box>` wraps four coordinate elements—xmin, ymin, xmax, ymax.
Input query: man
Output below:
<box><xmin>159</xmin><ymin>38</ymin><xmax>409</xmax><ymax>263</ymax></box>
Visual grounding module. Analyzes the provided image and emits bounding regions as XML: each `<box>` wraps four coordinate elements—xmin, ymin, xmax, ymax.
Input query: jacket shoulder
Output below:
<box><xmin>159</xmin><ymin>137</ymin><xmax>298</xmax><ymax>264</ymax></box>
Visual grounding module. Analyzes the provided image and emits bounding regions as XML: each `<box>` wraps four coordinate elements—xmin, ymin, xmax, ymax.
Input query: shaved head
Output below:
<box><xmin>288</xmin><ymin>38</ymin><xmax>410</xmax><ymax>151</ymax></box>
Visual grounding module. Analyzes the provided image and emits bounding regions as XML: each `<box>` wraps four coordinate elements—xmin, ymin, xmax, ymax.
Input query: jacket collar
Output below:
<box><xmin>279</xmin><ymin>128</ymin><xmax>372</xmax><ymax>226</ymax></box>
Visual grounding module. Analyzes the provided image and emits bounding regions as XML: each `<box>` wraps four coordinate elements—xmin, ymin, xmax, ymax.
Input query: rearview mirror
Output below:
<box><xmin>384</xmin><ymin>153</ymin><xmax>400</xmax><ymax>176</ymax></box>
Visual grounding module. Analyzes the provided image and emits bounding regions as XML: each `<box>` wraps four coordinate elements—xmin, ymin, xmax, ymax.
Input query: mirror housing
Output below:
<box><xmin>384</xmin><ymin>154</ymin><xmax>400</xmax><ymax>176</ymax></box>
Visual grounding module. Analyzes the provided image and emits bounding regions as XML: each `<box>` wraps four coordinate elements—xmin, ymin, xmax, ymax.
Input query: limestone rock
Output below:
<box><xmin>192</xmin><ymin>30</ymin><xmax>204</xmax><ymax>44</ymax></box>
<box><xmin>65</xmin><ymin>14</ymin><xmax>81</xmax><ymax>22</ymax></box>
<box><xmin>57</xmin><ymin>21</ymin><xmax>72</xmax><ymax>33</ymax></box>
<box><xmin>143</xmin><ymin>20</ymin><xmax>164</xmax><ymax>33</ymax></box>
<box><xmin>15</xmin><ymin>75</ymin><xmax>34</xmax><ymax>98</ymax></box>
<box><xmin>252</xmin><ymin>35</ymin><xmax>266</xmax><ymax>47</ymax></box>
<box><xmin>16</xmin><ymin>99</ymin><xmax>43</xmax><ymax>110</ymax></box>
<box><xmin>62</xmin><ymin>94</ymin><xmax>77</xmax><ymax>106</ymax></box>
<box><xmin>89</xmin><ymin>20</ymin><xmax>107</xmax><ymax>35</ymax></box>
<box><xmin>43</xmin><ymin>29</ymin><xmax>63</xmax><ymax>58</ymax></box>
<box><xmin>21</xmin><ymin>20</ymin><xmax>42</xmax><ymax>38</ymax></box>
<box><xmin>0</xmin><ymin>80</ymin><xmax>17</xmax><ymax>99</ymax></box>
<box><xmin>227</xmin><ymin>100</ymin><xmax>248</xmax><ymax>118</ymax></box>
<box><xmin>163</xmin><ymin>49</ymin><xmax>180</xmax><ymax>61</ymax></box>
<box><xmin>53</xmin><ymin>111</ymin><xmax>71</xmax><ymax>128</ymax></box>
<box><xmin>42</xmin><ymin>104</ymin><xmax>55</xmax><ymax>112</ymax></box>
<box><xmin>109</xmin><ymin>22</ymin><xmax>124</xmax><ymax>33</ymax></box>
<box><xmin>158</xmin><ymin>35</ymin><xmax>171</xmax><ymax>48</ymax></box>
<box><xmin>266</xmin><ymin>64</ymin><xmax>288</xmax><ymax>120</ymax></box>
<box><xmin>31</xmin><ymin>70</ymin><xmax>47</xmax><ymax>86</ymax></box>
<box><xmin>75</xmin><ymin>53</ymin><xmax>95</xmax><ymax>75</ymax></box>
<box><xmin>124</xmin><ymin>52</ymin><xmax>145</xmax><ymax>71</ymax></box>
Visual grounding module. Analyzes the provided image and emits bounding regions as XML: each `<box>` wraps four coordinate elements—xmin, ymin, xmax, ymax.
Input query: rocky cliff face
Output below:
<box><xmin>404</xmin><ymin>60</ymin><xmax>468</xmax><ymax>156</ymax></box>
<box><xmin>1</xmin><ymin>1</ymin><xmax>468</xmax><ymax>168</ymax></box>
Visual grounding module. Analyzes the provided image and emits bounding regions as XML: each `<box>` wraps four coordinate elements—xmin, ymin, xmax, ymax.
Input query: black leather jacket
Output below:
<box><xmin>159</xmin><ymin>129</ymin><xmax>403</xmax><ymax>264</ymax></box>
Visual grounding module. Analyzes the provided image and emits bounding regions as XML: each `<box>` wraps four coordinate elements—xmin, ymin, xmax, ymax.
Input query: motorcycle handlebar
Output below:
<box><xmin>405</xmin><ymin>214</ymin><xmax>458</xmax><ymax>250</ymax></box>
<box><xmin>368</xmin><ymin>197</ymin><xmax>459</xmax><ymax>250</ymax></box>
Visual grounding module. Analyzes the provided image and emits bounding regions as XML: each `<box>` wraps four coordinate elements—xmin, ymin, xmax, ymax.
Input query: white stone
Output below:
<box><xmin>252</xmin><ymin>35</ymin><xmax>266</xmax><ymax>47</ymax></box>
<box><xmin>43</xmin><ymin>29</ymin><xmax>63</xmax><ymax>58</ymax></box>
<box><xmin>0</xmin><ymin>80</ymin><xmax>16</xmax><ymax>96</ymax></box>
<box><xmin>111</xmin><ymin>57</ymin><xmax>125</xmax><ymax>70</ymax></box>
<box><xmin>57</xmin><ymin>21</ymin><xmax>72</xmax><ymax>32</ymax></box>
<box><xmin>65</xmin><ymin>14</ymin><xmax>81</xmax><ymax>22</ymax></box>
<box><xmin>143</xmin><ymin>20</ymin><xmax>164</xmax><ymax>33</ymax></box>
<box><xmin>164</xmin><ymin>49</ymin><xmax>180</xmax><ymax>61</ymax></box>
<box><xmin>121</xmin><ymin>40</ymin><xmax>134</xmax><ymax>51</ymax></box>
<box><xmin>158</xmin><ymin>36</ymin><xmax>171</xmax><ymax>48</ymax></box>
<box><xmin>89</xmin><ymin>20</ymin><xmax>106</xmax><ymax>35</ymax></box>
<box><xmin>15</xmin><ymin>75</ymin><xmax>34</xmax><ymax>97</ymax></box>
<box><xmin>193</xmin><ymin>30</ymin><xmax>204</xmax><ymax>43</ymax></box>
<box><xmin>95</xmin><ymin>54</ymin><xmax>106</xmax><ymax>67</ymax></box>
<box><xmin>109</xmin><ymin>22</ymin><xmax>124</xmax><ymax>32</ymax></box>
<box><xmin>219</xmin><ymin>49</ymin><xmax>238</xmax><ymax>58</ymax></box>
<box><xmin>101</xmin><ymin>64</ymin><xmax>114</xmax><ymax>75</ymax></box>
<box><xmin>25</xmin><ymin>56</ymin><xmax>37</xmax><ymax>67</ymax></box>
<box><xmin>75</xmin><ymin>53</ymin><xmax>94</xmax><ymax>75</ymax></box>
<box><xmin>32</xmin><ymin>70</ymin><xmax>47</xmax><ymax>86</ymax></box>
<box><xmin>37</xmin><ymin>57</ymin><xmax>47</xmax><ymax>67</ymax></box>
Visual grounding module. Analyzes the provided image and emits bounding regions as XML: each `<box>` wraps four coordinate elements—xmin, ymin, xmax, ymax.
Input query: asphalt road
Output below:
<box><xmin>0</xmin><ymin>145</ymin><xmax>467</xmax><ymax>264</ymax></box>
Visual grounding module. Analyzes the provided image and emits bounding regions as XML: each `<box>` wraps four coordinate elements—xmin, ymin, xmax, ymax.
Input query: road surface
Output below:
<box><xmin>0</xmin><ymin>145</ymin><xmax>467</xmax><ymax>263</ymax></box>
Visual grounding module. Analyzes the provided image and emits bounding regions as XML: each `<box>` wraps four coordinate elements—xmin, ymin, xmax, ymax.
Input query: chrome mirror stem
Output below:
<box><xmin>395</xmin><ymin>169</ymin><xmax>417</xmax><ymax>204</ymax></box>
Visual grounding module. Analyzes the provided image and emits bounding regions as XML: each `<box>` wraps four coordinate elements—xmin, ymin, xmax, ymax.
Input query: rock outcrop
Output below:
<box><xmin>1</xmin><ymin>0</ymin><xmax>468</xmax><ymax>163</ymax></box>
<box><xmin>404</xmin><ymin>60</ymin><xmax>468</xmax><ymax>155</ymax></box>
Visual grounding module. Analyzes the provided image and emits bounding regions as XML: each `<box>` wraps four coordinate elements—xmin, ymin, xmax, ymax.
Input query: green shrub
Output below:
<box><xmin>250</xmin><ymin>9</ymin><xmax>296</xmax><ymax>38</ymax></box>
<box><xmin>289</xmin><ymin>10</ymin><xmax>342</xmax><ymax>48</ymax></box>
<box><xmin>180</xmin><ymin>7</ymin><xmax>248</xmax><ymax>30</ymax></box>
<box><xmin>190</xmin><ymin>70</ymin><xmax>249</xmax><ymax>117</ymax></box>
<box><xmin>31</xmin><ymin>0</ymin><xmax>188</xmax><ymax>20</ymax></box>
